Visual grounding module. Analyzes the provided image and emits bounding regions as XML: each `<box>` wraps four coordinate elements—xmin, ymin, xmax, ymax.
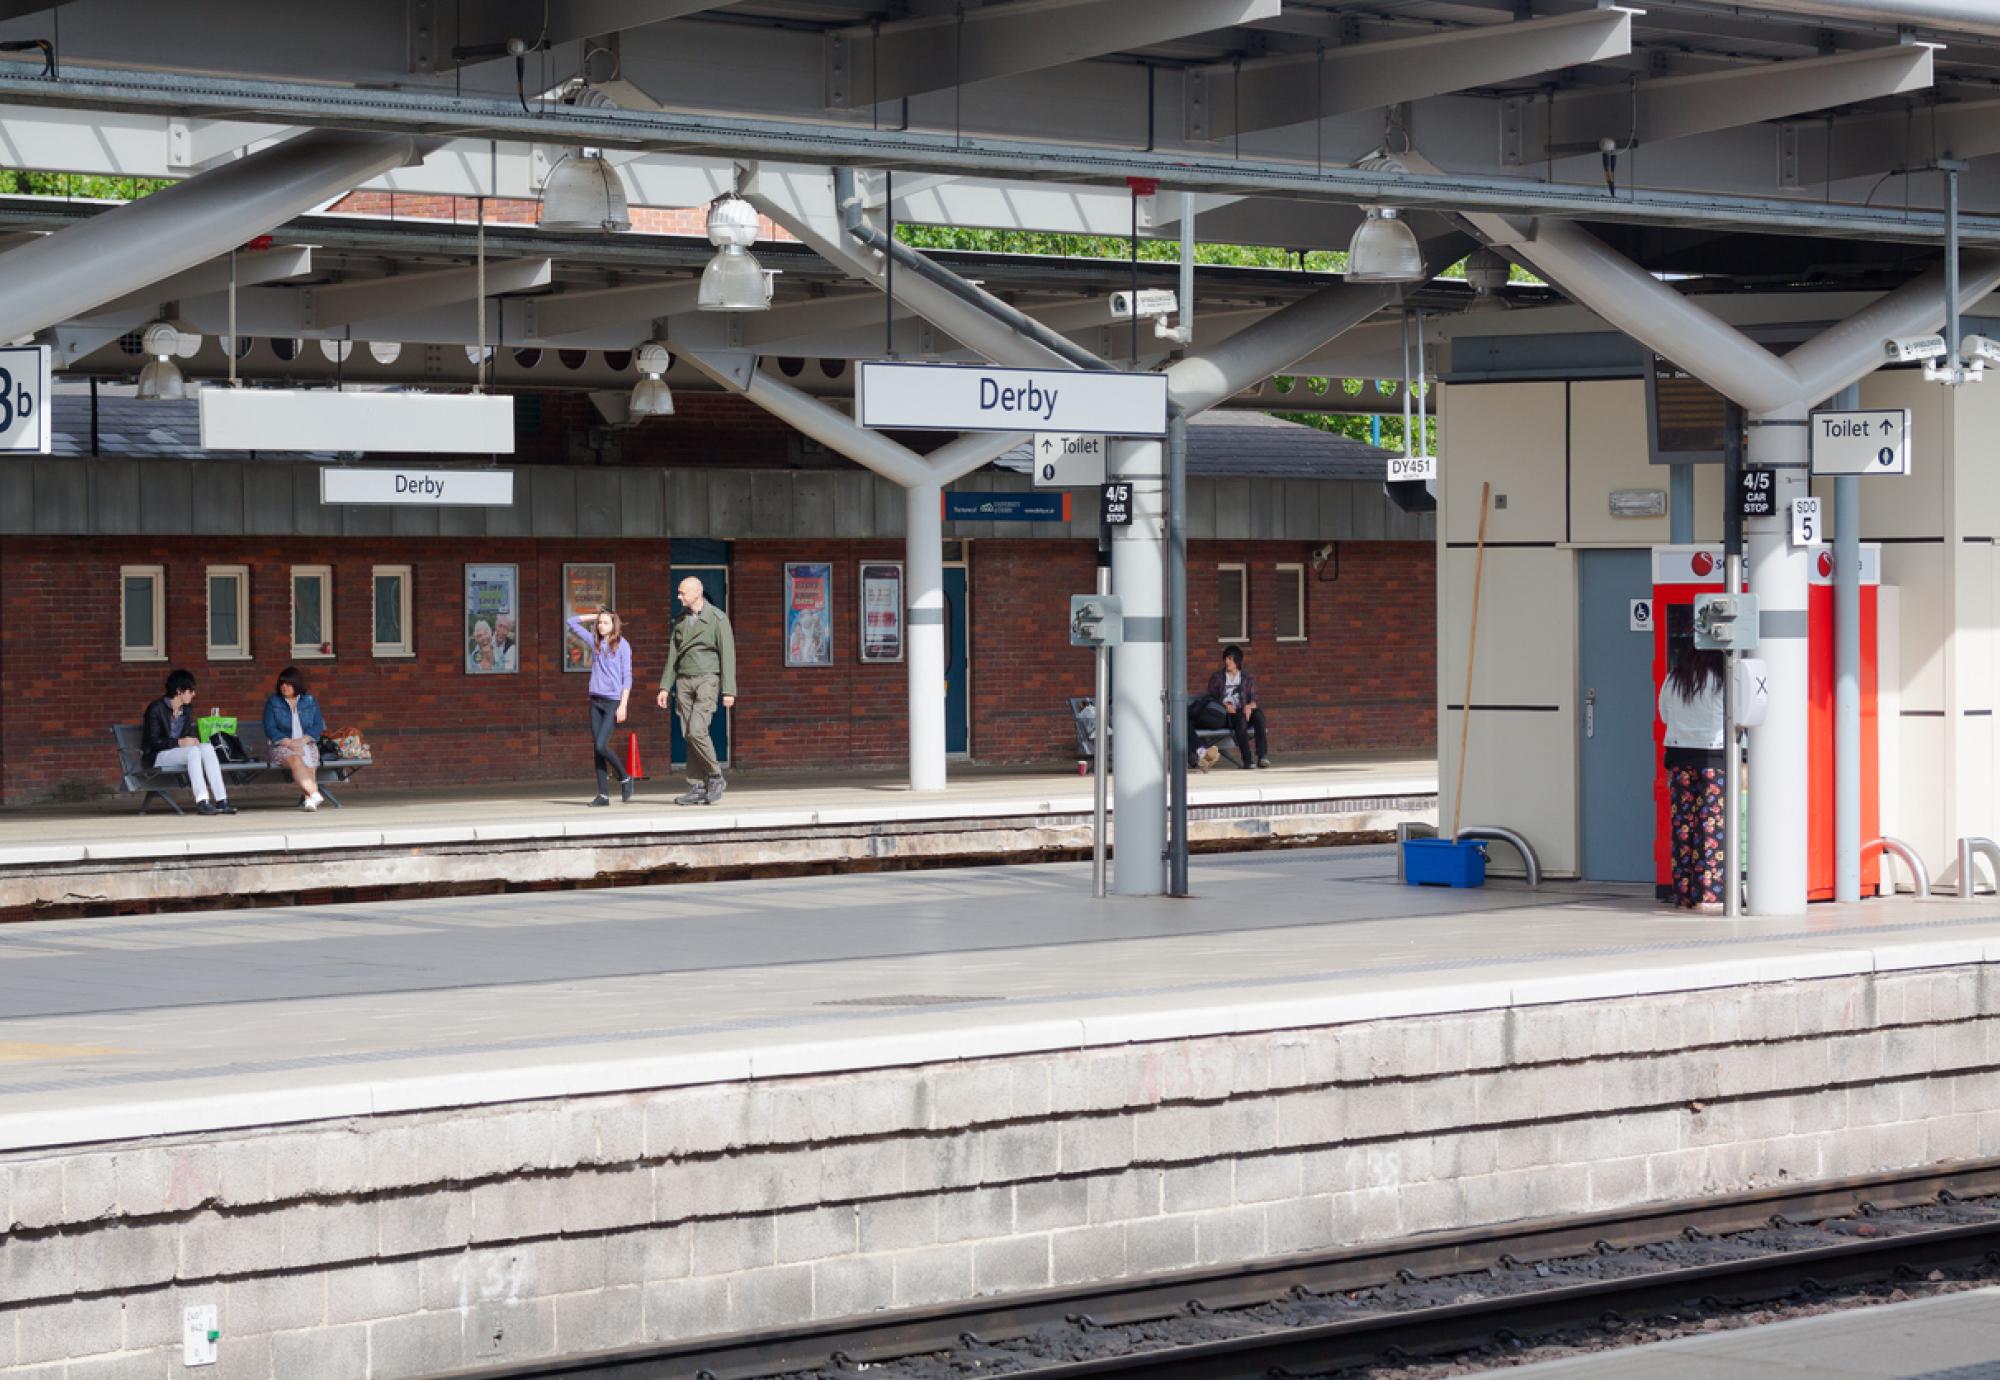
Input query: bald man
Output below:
<box><xmin>656</xmin><ymin>575</ymin><xmax>737</xmax><ymax>805</ymax></box>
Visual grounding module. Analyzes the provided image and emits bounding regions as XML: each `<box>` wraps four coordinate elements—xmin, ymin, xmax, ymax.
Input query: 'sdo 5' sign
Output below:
<box><xmin>0</xmin><ymin>346</ymin><xmax>52</xmax><ymax>454</ymax></box>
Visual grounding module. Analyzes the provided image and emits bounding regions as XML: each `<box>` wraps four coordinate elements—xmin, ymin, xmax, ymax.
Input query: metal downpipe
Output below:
<box><xmin>832</xmin><ymin>168</ymin><xmax>1111</xmax><ymax>375</ymax></box>
<box><xmin>0</xmin><ymin>128</ymin><xmax>431</xmax><ymax>346</ymax></box>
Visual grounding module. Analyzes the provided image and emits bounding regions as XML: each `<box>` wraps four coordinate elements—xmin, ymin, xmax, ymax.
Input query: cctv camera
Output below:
<box><xmin>1109</xmin><ymin>289</ymin><xmax>1179</xmax><ymax>321</ymax></box>
<box><xmin>1964</xmin><ymin>335</ymin><xmax>2000</xmax><ymax>367</ymax></box>
<box><xmin>1885</xmin><ymin>334</ymin><xmax>1949</xmax><ymax>364</ymax></box>
<box><xmin>1312</xmin><ymin>544</ymin><xmax>1334</xmax><ymax>563</ymax></box>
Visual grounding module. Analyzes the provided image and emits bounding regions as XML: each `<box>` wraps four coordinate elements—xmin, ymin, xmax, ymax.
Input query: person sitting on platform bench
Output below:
<box><xmin>1205</xmin><ymin>644</ymin><xmax>1270</xmax><ymax>769</ymax></box>
<box><xmin>141</xmin><ymin>668</ymin><xmax>235</xmax><ymax>816</ymax></box>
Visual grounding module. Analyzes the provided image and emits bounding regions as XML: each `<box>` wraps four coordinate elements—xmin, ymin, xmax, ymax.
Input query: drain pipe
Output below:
<box><xmin>834</xmin><ymin>169</ymin><xmax>1113</xmax><ymax>375</ymax></box>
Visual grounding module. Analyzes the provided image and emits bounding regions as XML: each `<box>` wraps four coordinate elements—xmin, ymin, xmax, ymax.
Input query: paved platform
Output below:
<box><xmin>0</xmin><ymin>753</ymin><xmax>1437</xmax><ymax>915</ymax></box>
<box><xmin>1502</xmin><ymin>1288</ymin><xmax>2000</xmax><ymax>1377</ymax></box>
<box><xmin>9</xmin><ymin>845</ymin><xmax>2000</xmax><ymax>1378</ymax></box>
<box><xmin>1</xmin><ymin>842</ymin><xmax>1994</xmax><ymax>1151</ymax></box>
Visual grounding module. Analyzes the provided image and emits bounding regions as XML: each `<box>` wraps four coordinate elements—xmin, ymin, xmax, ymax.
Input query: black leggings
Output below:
<box><xmin>590</xmin><ymin>695</ymin><xmax>628</xmax><ymax>795</ymax></box>
<box><xmin>1228</xmin><ymin>707</ymin><xmax>1268</xmax><ymax>762</ymax></box>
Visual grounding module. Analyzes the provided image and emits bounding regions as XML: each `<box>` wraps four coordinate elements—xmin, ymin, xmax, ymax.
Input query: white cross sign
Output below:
<box><xmin>1809</xmin><ymin>407</ymin><xmax>1910</xmax><ymax>476</ymax></box>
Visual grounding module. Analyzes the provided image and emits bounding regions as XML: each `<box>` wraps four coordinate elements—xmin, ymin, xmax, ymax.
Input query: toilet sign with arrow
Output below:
<box><xmin>1032</xmin><ymin>432</ymin><xmax>1107</xmax><ymax>487</ymax></box>
<box><xmin>1809</xmin><ymin>407</ymin><xmax>1911</xmax><ymax>476</ymax></box>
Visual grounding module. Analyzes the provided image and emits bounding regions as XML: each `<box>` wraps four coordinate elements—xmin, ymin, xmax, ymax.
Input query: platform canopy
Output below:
<box><xmin>0</xmin><ymin>0</ymin><xmax>1990</xmax><ymax>394</ymax></box>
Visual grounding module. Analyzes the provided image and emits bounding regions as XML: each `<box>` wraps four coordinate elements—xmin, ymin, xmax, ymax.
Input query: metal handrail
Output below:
<box><xmin>1956</xmin><ymin>837</ymin><xmax>2000</xmax><ymax>898</ymax></box>
<box><xmin>1456</xmin><ymin>824</ymin><xmax>1541</xmax><ymax>889</ymax></box>
<box><xmin>1865</xmin><ymin>837</ymin><xmax>1932</xmax><ymax>899</ymax></box>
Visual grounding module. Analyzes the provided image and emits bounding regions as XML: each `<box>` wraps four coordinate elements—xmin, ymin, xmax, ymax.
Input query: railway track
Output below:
<box><xmin>428</xmin><ymin>1159</ymin><xmax>2000</xmax><ymax>1380</ymax></box>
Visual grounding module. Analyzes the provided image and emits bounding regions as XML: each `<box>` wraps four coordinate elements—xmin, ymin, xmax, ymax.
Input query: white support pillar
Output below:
<box><xmin>907</xmin><ymin>480</ymin><xmax>947</xmax><ymax>793</ymax></box>
<box><xmin>1111</xmin><ymin>438</ymin><xmax>1167</xmax><ymax>897</ymax></box>
<box><xmin>1747</xmin><ymin>406</ymin><xmax>1812</xmax><ymax>915</ymax></box>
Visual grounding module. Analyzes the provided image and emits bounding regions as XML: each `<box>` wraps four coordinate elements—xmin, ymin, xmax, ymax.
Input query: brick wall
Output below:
<box><xmin>0</xmin><ymin>535</ymin><xmax>1434</xmax><ymax>804</ymax></box>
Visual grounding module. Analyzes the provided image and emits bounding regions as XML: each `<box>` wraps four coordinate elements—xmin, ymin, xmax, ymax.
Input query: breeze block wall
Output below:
<box><xmin>0</xmin><ymin>962</ymin><xmax>1990</xmax><ymax>1377</ymax></box>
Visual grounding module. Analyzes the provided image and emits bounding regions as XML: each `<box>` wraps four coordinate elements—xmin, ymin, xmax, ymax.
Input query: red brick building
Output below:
<box><xmin>0</xmin><ymin>393</ymin><xmax>1434</xmax><ymax>804</ymax></box>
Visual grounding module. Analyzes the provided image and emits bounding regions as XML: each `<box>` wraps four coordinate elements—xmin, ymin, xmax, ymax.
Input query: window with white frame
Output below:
<box><xmin>120</xmin><ymin>565</ymin><xmax>165</xmax><ymax>661</ymax></box>
<box><xmin>1216</xmin><ymin>564</ymin><xmax>1248</xmax><ymax>643</ymax></box>
<box><xmin>206</xmin><ymin>565</ymin><xmax>251</xmax><ymax>660</ymax></box>
<box><xmin>372</xmin><ymin>565</ymin><xmax>413</xmax><ymax>657</ymax></box>
<box><xmin>1275</xmin><ymin>563</ymin><xmax>1307</xmax><ymax>642</ymax></box>
<box><xmin>291</xmin><ymin>565</ymin><xmax>333</xmax><ymax>657</ymax></box>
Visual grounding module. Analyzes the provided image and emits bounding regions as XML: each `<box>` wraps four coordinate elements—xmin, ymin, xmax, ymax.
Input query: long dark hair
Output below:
<box><xmin>1668</xmin><ymin>646</ymin><xmax>1726</xmax><ymax>700</ymax></box>
<box><xmin>275</xmin><ymin>665</ymin><xmax>309</xmax><ymax>698</ymax></box>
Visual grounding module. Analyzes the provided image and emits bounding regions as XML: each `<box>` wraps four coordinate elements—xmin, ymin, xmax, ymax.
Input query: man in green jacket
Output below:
<box><xmin>656</xmin><ymin>575</ymin><xmax>737</xmax><ymax>805</ymax></box>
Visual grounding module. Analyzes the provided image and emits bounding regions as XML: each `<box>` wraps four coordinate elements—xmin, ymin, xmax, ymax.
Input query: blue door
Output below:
<box><xmin>944</xmin><ymin>565</ymin><xmax>970</xmax><ymax>755</ymax></box>
<box><xmin>1578</xmin><ymin>549</ymin><xmax>1657</xmax><ymax>881</ymax></box>
<box><xmin>669</xmin><ymin>564</ymin><xmax>728</xmax><ymax>768</ymax></box>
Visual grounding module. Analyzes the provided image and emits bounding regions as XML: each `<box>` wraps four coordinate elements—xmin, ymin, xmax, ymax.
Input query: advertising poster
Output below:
<box><xmin>561</xmin><ymin>562</ymin><xmax>616</xmax><ymax>672</ymax></box>
<box><xmin>859</xmin><ymin>561</ymin><xmax>904</xmax><ymax>663</ymax></box>
<box><xmin>784</xmin><ymin>561</ymin><xmax>834</xmax><ymax>668</ymax></box>
<box><xmin>465</xmin><ymin>563</ymin><xmax>519</xmax><ymax>674</ymax></box>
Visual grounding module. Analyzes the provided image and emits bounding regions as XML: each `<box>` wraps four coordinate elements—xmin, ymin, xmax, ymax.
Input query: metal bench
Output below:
<box><xmin>112</xmin><ymin>723</ymin><xmax>364</xmax><ymax>815</ymax></box>
<box><xmin>1068</xmin><ymin>696</ymin><xmax>1239</xmax><ymax>775</ymax></box>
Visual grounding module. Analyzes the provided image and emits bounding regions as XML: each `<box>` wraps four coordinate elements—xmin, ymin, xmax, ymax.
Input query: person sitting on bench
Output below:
<box><xmin>141</xmin><ymin>668</ymin><xmax>235</xmax><ymax>816</ymax></box>
<box><xmin>1205</xmin><ymin>645</ymin><xmax>1271</xmax><ymax>769</ymax></box>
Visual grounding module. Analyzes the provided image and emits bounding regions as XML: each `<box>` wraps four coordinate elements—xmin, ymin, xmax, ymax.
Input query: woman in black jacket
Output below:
<box><xmin>141</xmin><ymin>668</ymin><xmax>234</xmax><ymax>815</ymax></box>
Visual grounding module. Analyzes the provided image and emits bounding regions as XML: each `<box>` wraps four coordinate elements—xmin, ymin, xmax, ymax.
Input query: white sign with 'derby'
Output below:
<box><xmin>320</xmin><ymin>467</ymin><xmax>515</xmax><ymax>506</ymax></box>
<box><xmin>858</xmin><ymin>361</ymin><xmax>1167</xmax><ymax>436</ymax></box>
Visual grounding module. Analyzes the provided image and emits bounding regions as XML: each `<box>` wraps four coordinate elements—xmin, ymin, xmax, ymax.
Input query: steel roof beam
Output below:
<box><xmin>4</xmin><ymin>65</ymin><xmax>1990</xmax><ymax>245</ymax></box>
<box><xmin>824</xmin><ymin>0</ymin><xmax>1280</xmax><ymax>110</ymax></box>
<box><xmin>1789</xmin><ymin>95</ymin><xmax>2000</xmax><ymax>182</ymax></box>
<box><xmin>426</xmin><ymin>1</ymin><xmax>725</xmax><ymax>72</ymax></box>
<box><xmin>1735</xmin><ymin>0</ymin><xmax>2000</xmax><ymax>41</ymax></box>
<box><xmin>521</xmin><ymin>279</ymin><xmax>703</xmax><ymax>341</ymax></box>
<box><xmin>1187</xmin><ymin>9</ymin><xmax>1636</xmax><ymax>141</ymax></box>
<box><xmin>0</xmin><ymin>127</ymin><xmax>427</xmax><ymax>348</ymax></box>
<box><xmin>298</xmin><ymin>257</ymin><xmax>553</xmax><ymax>328</ymax></box>
<box><xmin>1516</xmin><ymin>42</ymin><xmax>1936</xmax><ymax>161</ymax></box>
<box><xmin>70</xmin><ymin>244</ymin><xmax>313</xmax><ymax>324</ymax></box>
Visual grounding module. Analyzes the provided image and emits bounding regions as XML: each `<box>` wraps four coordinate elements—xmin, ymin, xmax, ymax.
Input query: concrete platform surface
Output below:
<box><xmin>3</xmin><ymin>842</ymin><xmax>1998</xmax><ymax>1152</ymax></box>
<box><xmin>1499</xmin><ymin>1288</ymin><xmax>2000</xmax><ymax>1377</ymax></box>
<box><xmin>0</xmin><ymin>753</ymin><xmax>1435</xmax><ymax>865</ymax></box>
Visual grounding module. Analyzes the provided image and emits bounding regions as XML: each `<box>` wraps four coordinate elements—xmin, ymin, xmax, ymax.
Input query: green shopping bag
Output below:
<box><xmin>196</xmin><ymin>715</ymin><xmax>238</xmax><ymax>741</ymax></box>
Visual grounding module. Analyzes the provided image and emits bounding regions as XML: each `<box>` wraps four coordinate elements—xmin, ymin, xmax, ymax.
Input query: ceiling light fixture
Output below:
<box><xmin>628</xmin><ymin>341</ymin><xmax>675</xmax><ymax>418</ymax></box>
<box><xmin>1346</xmin><ymin>207</ymin><xmax>1425</xmax><ymax>284</ymax></box>
<box><xmin>538</xmin><ymin>149</ymin><xmax>630</xmax><ymax>233</ymax></box>
<box><xmin>699</xmin><ymin>190</ymin><xmax>774</xmax><ymax>312</ymax></box>
<box><xmin>136</xmin><ymin>321</ymin><xmax>188</xmax><ymax>401</ymax></box>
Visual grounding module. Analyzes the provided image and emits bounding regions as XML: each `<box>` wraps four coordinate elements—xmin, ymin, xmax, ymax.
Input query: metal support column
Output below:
<box><xmin>1166</xmin><ymin>197</ymin><xmax>1195</xmax><ymax>898</ymax></box>
<box><xmin>1670</xmin><ymin>464</ymin><xmax>1695</xmax><ymax>544</ymax></box>
<box><xmin>1831</xmin><ymin>383</ymin><xmax>1862</xmax><ymax>904</ymax></box>
<box><xmin>1111</xmin><ymin>436</ymin><xmax>1168</xmax><ymax>897</ymax></box>
<box><xmin>906</xmin><ymin>480</ymin><xmax>946</xmax><ymax>793</ymax></box>
<box><xmin>1747</xmin><ymin>405</ymin><xmax>1812</xmax><ymax>915</ymax></box>
<box><xmin>1724</xmin><ymin>402</ymin><xmax>1746</xmax><ymax>917</ymax></box>
<box><xmin>1093</xmin><ymin>534</ymin><xmax>1112</xmax><ymax>899</ymax></box>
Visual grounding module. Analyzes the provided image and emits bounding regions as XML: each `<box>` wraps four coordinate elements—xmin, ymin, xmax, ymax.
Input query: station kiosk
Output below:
<box><xmin>1648</xmin><ymin>545</ymin><xmax>1882</xmax><ymax>901</ymax></box>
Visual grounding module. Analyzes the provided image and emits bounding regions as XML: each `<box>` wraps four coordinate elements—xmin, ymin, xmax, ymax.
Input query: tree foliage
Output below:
<box><xmin>0</xmin><ymin>170</ymin><xmax>169</xmax><ymax>200</ymax></box>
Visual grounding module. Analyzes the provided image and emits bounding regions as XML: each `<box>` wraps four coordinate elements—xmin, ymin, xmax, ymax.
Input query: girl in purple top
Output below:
<box><xmin>567</xmin><ymin>606</ymin><xmax>635</xmax><ymax>805</ymax></box>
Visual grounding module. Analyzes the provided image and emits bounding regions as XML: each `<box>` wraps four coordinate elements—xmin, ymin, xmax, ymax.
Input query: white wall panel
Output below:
<box><xmin>1568</xmin><ymin>379</ymin><xmax>1667</xmax><ymax>546</ymax></box>
<box><xmin>1439</xmin><ymin>381</ymin><xmax>1566</xmax><ymax>545</ymax></box>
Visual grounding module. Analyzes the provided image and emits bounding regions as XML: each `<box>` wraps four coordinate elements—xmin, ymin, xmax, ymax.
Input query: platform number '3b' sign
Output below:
<box><xmin>0</xmin><ymin>345</ymin><xmax>52</xmax><ymax>454</ymax></box>
<box><xmin>1791</xmin><ymin>496</ymin><xmax>1823</xmax><ymax>548</ymax></box>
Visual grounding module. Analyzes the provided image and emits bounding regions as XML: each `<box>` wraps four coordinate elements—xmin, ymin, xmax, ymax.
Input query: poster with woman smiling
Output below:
<box><xmin>465</xmin><ymin>563</ymin><xmax>519</xmax><ymax>674</ymax></box>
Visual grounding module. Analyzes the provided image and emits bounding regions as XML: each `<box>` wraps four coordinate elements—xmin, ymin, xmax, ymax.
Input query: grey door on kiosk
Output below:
<box><xmin>1578</xmin><ymin>549</ymin><xmax>1658</xmax><ymax>882</ymax></box>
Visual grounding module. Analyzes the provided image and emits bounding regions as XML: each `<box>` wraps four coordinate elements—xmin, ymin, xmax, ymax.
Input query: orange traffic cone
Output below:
<box><xmin>625</xmin><ymin>732</ymin><xmax>645</xmax><ymax>780</ymax></box>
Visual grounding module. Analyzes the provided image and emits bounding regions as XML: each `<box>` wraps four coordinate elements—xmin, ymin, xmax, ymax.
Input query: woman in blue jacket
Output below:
<box><xmin>263</xmin><ymin>665</ymin><xmax>329</xmax><ymax>810</ymax></box>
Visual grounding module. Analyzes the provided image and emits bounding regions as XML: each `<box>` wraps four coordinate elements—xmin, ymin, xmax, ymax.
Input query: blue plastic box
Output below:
<box><xmin>1403</xmin><ymin>837</ymin><xmax>1487</xmax><ymax>888</ymax></box>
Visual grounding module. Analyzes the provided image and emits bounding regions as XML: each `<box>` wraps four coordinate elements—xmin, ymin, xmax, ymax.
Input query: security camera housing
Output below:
<box><xmin>1885</xmin><ymin>334</ymin><xmax>1949</xmax><ymax>364</ymax></box>
<box><xmin>1110</xmin><ymin>288</ymin><xmax>1180</xmax><ymax>321</ymax></box>
<box><xmin>1963</xmin><ymin>334</ymin><xmax>2000</xmax><ymax>367</ymax></box>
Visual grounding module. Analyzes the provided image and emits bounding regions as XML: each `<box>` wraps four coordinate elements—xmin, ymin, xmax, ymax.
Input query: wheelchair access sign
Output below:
<box><xmin>0</xmin><ymin>345</ymin><xmax>51</xmax><ymax>454</ymax></box>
